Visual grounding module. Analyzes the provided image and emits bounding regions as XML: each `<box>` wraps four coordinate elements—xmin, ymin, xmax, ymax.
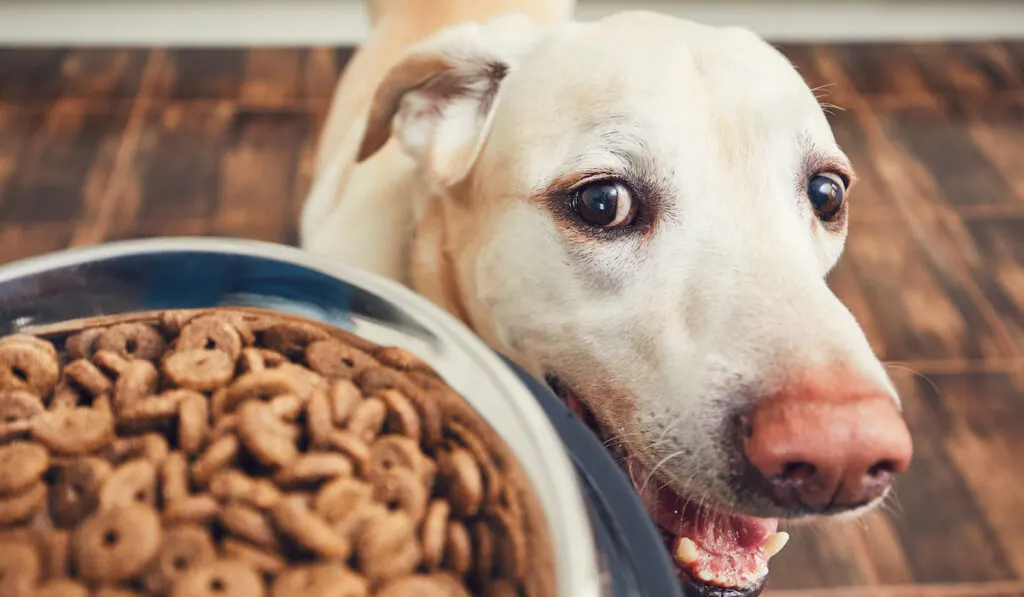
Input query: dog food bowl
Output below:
<box><xmin>0</xmin><ymin>238</ymin><xmax>683</xmax><ymax>597</ymax></box>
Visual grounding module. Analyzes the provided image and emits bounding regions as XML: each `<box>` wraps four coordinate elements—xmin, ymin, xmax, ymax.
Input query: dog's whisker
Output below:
<box><xmin>642</xmin><ymin>451</ymin><xmax>684</xmax><ymax>494</ymax></box>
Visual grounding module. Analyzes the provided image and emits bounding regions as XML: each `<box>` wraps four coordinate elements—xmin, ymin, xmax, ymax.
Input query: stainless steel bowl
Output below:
<box><xmin>0</xmin><ymin>237</ymin><xmax>684</xmax><ymax>597</ymax></box>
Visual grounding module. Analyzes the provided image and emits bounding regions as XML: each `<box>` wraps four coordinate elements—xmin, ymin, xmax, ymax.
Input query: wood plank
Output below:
<box><xmin>0</xmin><ymin>49</ymin><xmax>68</xmax><ymax>101</ymax></box>
<box><xmin>164</xmin><ymin>49</ymin><xmax>246</xmax><ymax>99</ymax></box>
<box><xmin>965</xmin><ymin>103</ymin><xmax>1024</xmax><ymax>208</ymax></box>
<box><xmin>240</xmin><ymin>49</ymin><xmax>303</xmax><ymax>108</ymax></box>
<box><xmin>910</xmin><ymin>42</ymin><xmax>1024</xmax><ymax>97</ymax></box>
<box><xmin>0</xmin><ymin>222</ymin><xmax>74</xmax><ymax>264</ymax></box>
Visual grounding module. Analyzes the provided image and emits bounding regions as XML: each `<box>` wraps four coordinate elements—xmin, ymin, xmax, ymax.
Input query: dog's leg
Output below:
<box><xmin>300</xmin><ymin>0</ymin><xmax>575</xmax><ymax>283</ymax></box>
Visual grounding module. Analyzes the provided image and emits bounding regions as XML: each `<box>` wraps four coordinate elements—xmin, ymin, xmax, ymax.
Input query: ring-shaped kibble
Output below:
<box><xmin>38</xmin><ymin>528</ymin><xmax>71</xmax><ymax>579</ymax></box>
<box><xmin>220</xmin><ymin>538</ymin><xmax>286</xmax><ymax>576</ymax></box>
<box><xmin>273</xmin><ymin>452</ymin><xmax>353</xmax><ymax>489</ymax></box>
<box><xmin>437</xmin><ymin>447</ymin><xmax>484</xmax><ymax>519</ymax></box>
<box><xmin>347</xmin><ymin>397</ymin><xmax>387</xmax><ymax>443</ymax></box>
<box><xmin>177</xmin><ymin>315</ymin><xmax>244</xmax><ymax>360</ymax></box>
<box><xmin>368</xmin><ymin>435</ymin><xmax>432</xmax><ymax>488</ymax></box>
<box><xmin>190</xmin><ymin>435</ymin><xmax>239</xmax><ymax>488</ymax></box>
<box><xmin>358</xmin><ymin>368</ymin><xmax>443</xmax><ymax>447</ymax></box>
<box><xmin>98</xmin><ymin>459</ymin><xmax>157</xmax><ymax>510</ymax></box>
<box><xmin>471</xmin><ymin>519</ymin><xmax>496</xmax><ymax>581</ymax></box>
<box><xmin>174</xmin><ymin>389</ymin><xmax>210</xmax><ymax>456</ymax></box>
<box><xmin>371</xmin><ymin>346</ymin><xmax>435</xmax><ymax>376</ymax></box>
<box><xmin>446</xmin><ymin>422</ymin><xmax>500</xmax><ymax>508</ymax></box>
<box><xmin>32</xmin><ymin>407</ymin><xmax>114</xmax><ymax>456</ymax></box>
<box><xmin>117</xmin><ymin>397</ymin><xmax>181</xmax><ymax>433</ymax></box>
<box><xmin>270</xmin><ymin>563</ymin><xmax>368</xmax><ymax>597</ymax></box>
<box><xmin>220</xmin><ymin>370</ymin><xmax>306</xmax><ymax>416</ymax></box>
<box><xmin>72</xmin><ymin>503</ymin><xmax>163</xmax><ymax>583</ymax></box>
<box><xmin>379</xmin><ymin>389</ymin><xmax>422</xmax><ymax>444</ymax></box>
<box><xmin>492</xmin><ymin>508</ymin><xmax>528</xmax><ymax>581</ymax></box>
<box><xmin>325</xmin><ymin>431</ymin><xmax>370</xmax><ymax>475</ymax></box>
<box><xmin>328</xmin><ymin>379</ymin><xmax>363</xmax><ymax>426</ymax></box>
<box><xmin>163</xmin><ymin>349</ymin><xmax>236</xmax><ymax>392</ymax></box>
<box><xmin>443</xmin><ymin>520</ymin><xmax>472</xmax><ymax>576</ymax></box>
<box><xmin>305</xmin><ymin>340</ymin><xmax>377</xmax><ymax>380</ymax></box>
<box><xmin>48</xmin><ymin>457</ymin><xmax>112</xmax><ymax>528</ymax></box>
<box><xmin>0</xmin><ymin>481</ymin><xmax>46</xmax><ymax>525</ymax></box>
<box><xmin>0</xmin><ymin>334</ymin><xmax>58</xmax><ymax>361</ymax></box>
<box><xmin>95</xmin><ymin>323</ymin><xmax>167</xmax><ymax>362</ymax></box>
<box><xmin>271</xmin><ymin>496</ymin><xmax>350</xmax><ymax>560</ymax></box>
<box><xmin>65</xmin><ymin>329</ymin><xmax>103</xmax><ymax>361</ymax></box>
<box><xmin>169</xmin><ymin>559</ymin><xmax>265</xmax><ymax>597</ymax></box>
<box><xmin>144</xmin><ymin>525</ymin><xmax>217</xmax><ymax>595</ymax></box>
<box><xmin>372</xmin><ymin>468</ymin><xmax>428</xmax><ymax>522</ymax></box>
<box><xmin>217</xmin><ymin>504</ymin><xmax>279</xmax><ymax>549</ymax></box>
<box><xmin>375</xmin><ymin>574</ymin><xmax>470</xmax><ymax>597</ymax></box>
<box><xmin>237</xmin><ymin>401</ymin><xmax>299</xmax><ymax>469</ymax></box>
<box><xmin>33</xmin><ymin>579</ymin><xmax>90</xmax><ymax>597</ymax></box>
<box><xmin>0</xmin><ymin>440</ymin><xmax>49</xmax><ymax>495</ymax></box>
<box><xmin>0</xmin><ymin>341</ymin><xmax>60</xmax><ymax>396</ymax></box>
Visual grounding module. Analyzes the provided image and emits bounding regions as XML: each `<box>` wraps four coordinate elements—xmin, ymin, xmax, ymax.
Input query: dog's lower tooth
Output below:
<box><xmin>697</xmin><ymin>569</ymin><xmax>715</xmax><ymax>583</ymax></box>
<box><xmin>676</xmin><ymin>537</ymin><xmax>699</xmax><ymax>564</ymax></box>
<box><xmin>763</xmin><ymin>531</ymin><xmax>790</xmax><ymax>558</ymax></box>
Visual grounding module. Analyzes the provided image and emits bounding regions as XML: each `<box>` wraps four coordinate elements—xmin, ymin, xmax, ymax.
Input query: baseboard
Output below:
<box><xmin>0</xmin><ymin>0</ymin><xmax>1023</xmax><ymax>46</ymax></box>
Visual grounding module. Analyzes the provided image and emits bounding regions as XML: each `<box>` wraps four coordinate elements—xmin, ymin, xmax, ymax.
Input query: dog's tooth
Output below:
<box><xmin>763</xmin><ymin>531</ymin><xmax>790</xmax><ymax>558</ymax></box>
<box><xmin>756</xmin><ymin>564</ymin><xmax>769</xmax><ymax>578</ymax></box>
<box><xmin>697</xmin><ymin>569</ymin><xmax>715</xmax><ymax>583</ymax></box>
<box><xmin>676</xmin><ymin>537</ymin><xmax>699</xmax><ymax>564</ymax></box>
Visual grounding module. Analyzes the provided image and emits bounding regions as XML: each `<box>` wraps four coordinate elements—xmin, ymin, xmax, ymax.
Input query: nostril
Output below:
<box><xmin>868</xmin><ymin>459</ymin><xmax>898</xmax><ymax>478</ymax></box>
<box><xmin>780</xmin><ymin>461</ymin><xmax>817</xmax><ymax>482</ymax></box>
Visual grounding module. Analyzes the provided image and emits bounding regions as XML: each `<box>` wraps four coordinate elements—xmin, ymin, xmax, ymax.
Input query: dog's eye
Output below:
<box><xmin>807</xmin><ymin>172</ymin><xmax>847</xmax><ymax>221</ymax></box>
<box><xmin>573</xmin><ymin>181</ymin><xmax>635</xmax><ymax>228</ymax></box>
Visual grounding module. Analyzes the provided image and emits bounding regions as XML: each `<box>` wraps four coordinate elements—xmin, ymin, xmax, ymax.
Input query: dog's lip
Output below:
<box><xmin>544</xmin><ymin>374</ymin><xmax>781</xmax><ymax>596</ymax></box>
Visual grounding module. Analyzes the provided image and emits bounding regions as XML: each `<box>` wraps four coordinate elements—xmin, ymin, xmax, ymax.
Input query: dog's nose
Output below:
<box><xmin>741</xmin><ymin>381</ymin><xmax>913</xmax><ymax>512</ymax></box>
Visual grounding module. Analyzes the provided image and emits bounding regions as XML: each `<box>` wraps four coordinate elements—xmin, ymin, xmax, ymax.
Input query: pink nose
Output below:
<box><xmin>742</xmin><ymin>376</ymin><xmax>913</xmax><ymax>511</ymax></box>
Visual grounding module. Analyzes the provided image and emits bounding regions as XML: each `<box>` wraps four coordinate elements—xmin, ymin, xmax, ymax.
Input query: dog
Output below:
<box><xmin>300</xmin><ymin>1</ymin><xmax>914</xmax><ymax>594</ymax></box>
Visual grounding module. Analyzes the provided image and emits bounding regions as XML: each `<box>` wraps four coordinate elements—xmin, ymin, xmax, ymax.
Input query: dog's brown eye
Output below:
<box><xmin>573</xmin><ymin>181</ymin><xmax>635</xmax><ymax>228</ymax></box>
<box><xmin>807</xmin><ymin>172</ymin><xmax>846</xmax><ymax>221</ymax></box>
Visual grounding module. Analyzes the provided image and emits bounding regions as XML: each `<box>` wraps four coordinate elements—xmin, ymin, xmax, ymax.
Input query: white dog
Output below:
<box><xmin>301</xmin><ymin>1</ymin><xmax>914</xmax><ymax>594</ymax></box>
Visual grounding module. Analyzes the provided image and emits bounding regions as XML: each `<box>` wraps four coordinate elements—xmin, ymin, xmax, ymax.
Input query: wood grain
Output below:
<box><xmin>1</xmin><ymin>43</ymin><xmax>1023</xmax><ymax>596</ymax></box>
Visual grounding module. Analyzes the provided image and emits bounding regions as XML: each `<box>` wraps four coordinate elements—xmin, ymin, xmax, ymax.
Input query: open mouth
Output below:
<box><xmin>546</xmin><ymin>376</ymin><xmax>788</xmax><ymax>597</ymax></box>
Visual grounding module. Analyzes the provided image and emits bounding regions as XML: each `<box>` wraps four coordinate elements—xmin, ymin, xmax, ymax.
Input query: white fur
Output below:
<box><xmin>302</xmin><ymin>7</ymin><xmax>898</xmax><ymax>518</ymax></box>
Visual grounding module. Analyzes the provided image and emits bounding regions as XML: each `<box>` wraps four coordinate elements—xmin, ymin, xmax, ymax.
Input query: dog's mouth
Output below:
<box><xmin>545</xmin><ymin>376</ymin><xmax>787</xmax><ymax>597</ymax></box>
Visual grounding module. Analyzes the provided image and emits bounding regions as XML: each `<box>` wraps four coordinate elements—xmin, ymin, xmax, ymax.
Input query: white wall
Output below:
<box><xmin>0</xmin><ymin>0</ymin><xmax>1023</xmax><ymax>46</ymax></box>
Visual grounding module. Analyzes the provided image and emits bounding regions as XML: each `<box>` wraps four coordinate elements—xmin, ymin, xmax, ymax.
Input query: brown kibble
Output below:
<box><xmin>163</xmin><ymin>494</ymin><xmax>220</xmax><ymax>525</ymax></box>
<box><xmin>103</xmin><ymin>433</ymin><xmax>169</xmax><ymax>466</ymax></box>
<box><xmin>305</xmin><ymin>340</ymin><xmax>376</xmax><ymax>379</ymax></box>
<box><xmin>347</xmin><ymin>397</ymin><xmax>387</xmax><ymax>443</ymax></box>
<box><xmin>326</xmin><ymin>431</ymin><xmax>370</xmax><ymax>474</ymax></box>
<box><xmin>270</xmin><ymin>563</ymin><xmax>368</xmax><ymax>597</ymax></box>
<box><xmin>262</xmin><ymin>322</ymin><xmax>329</xmax><ymax>359</ymax></box>
<box><xmin>238</xmin><ymin>348</ymin><xmax>266</xmax><ymax>374</ymax></box>
<box><xmin>237</xmin><ymin>401</ymin><xmax>298</xmax><ymax>468</ymax></box>
<box><xmin>372</xmin><ymin>346</ymin><xmax>435</xmax><ymax>375</ymax></box>
<box><xmin>65</xmin><ymin>328</ymin><xmax>102</xmax><ymax>361</ymax></box>
<box><xmin>472</xmin><ymin>519</ymin><xmax>495</xmax><ymax>581</ymax></box>
<box><xmin>49</xmin><ymin>457</ymin><xmax>112</xmax><ymax>528</ymax></box>
<box><xmin>218</xmin><ymin>370</ymin><xmax>305</xmax><ymax>416</ymax></box>
<box><xmin>163</xmin><ymin>349</ymin><xmax>235</xmax><ymax>392</ymax></box>
<box><xmin>314</xmin><ymin>478</ymin><xmax>374</xmax><ymax>524</ymax></box>
<box><xmin>63</xmin><ymin>359</ymin><xmax>113</xmax><ymax>396</ymax></box>
<box><xmin>208</xmin><ymin>470</ymin><xmax>281</xmax><ymax>510</ymax></box>
<box><xmin>328</xmin><ymin>379</ymin><xmax>362</xmax><ymax>426</ymax></box>
<box><xmin>95</xmin><ymin>588</ymin><xmax>142</xmax><ymax>597</ymax></box>
<box><xmin>169</xmin><ymin>559</ymin><xmax>265</xmax><ymax>597</ymax></box>
<box><xmin>112</xmin><ymin>360</ymin><xmax>158</xmax><ymax>411</ymax></box>
<box><xmin>178</xmin><ymin>315</ymin><xmax>244</xmax><ymax>359</ymax></box>
<box><xmin>305</xmin><ymin>390</ymin><xmax>333</xmax><ymax>448</ymax></box>
<box><xmin>39</xmin><ymin>529</ymin><xmax>71</xmax><ymax>579</ymax></box>
<box><xmin>0</xmin><ymin>540</ymin><xmax>41</xmax><ymax>597</ymax></box>
<box><xmin>73</xmin><ymin>503</ymin><xmax>162</xmax><ymax>583</ymax></box>
<box><xmin>0</xmin><ymin>441</ymin><xmax>48</xmax><ymax>495</ymax></box>
<box><xmin>99</xmin><ymin>459</ymin><xmax>157</xmax><ymax>510</ymax></box>
<box><xmin>218</xmin><ymin>504</ymin><xmax>278</xmax><ymax>549</ymax></box>
<box><xmin>117</xmin><ymin>396</ymin><xmax>180</xmax><ymax>432</ymax></box>
<box><xmin>220</xmin><ymin>538</ymin><xmax>286</xmax><ymax>575</ymax></box>
<box><xmin>357</xmin><ymin>369</ymin><xmax>443</xmax><ymax>446</ymax></box>
<box><xmin>0</xmin><ymin>340</ymin><xmax>59</xmax><ymax>396</ymax></box>
<box><xmin>159</xmin><ymin>310</ymin><xmax>196</xmax><ymax>336</ymax></box>
<box><xmin>160</xmin><ymin>452</ymin><xmax>190</xmax><ymax>502</ymax></box>
<box><xmin>380</xmin><ymin>389</ymin><xmax>422</xmax><ymax>443</ymax></box>
<box><xmin>268</xmin><ymin>393</ymin><xmax>304</xmax><ymax>421</ymax></box>
<box><xmin>376</xmin><ymin>574</ymin><xmax>470</xmax><ymax>597</ymax></box>
<box><xmin>175</xmin><ymin>389</ymin><xmax>209</xmax><ymax>455</ymax></box>
<box><xmin>443</xmin><ymin>521</ymin><xmax>472</xmax><ymax>576</ymax></box>
<box><xmin>191</xmin><ymin>435</ymin><xmax>239</xmax><ymax>487</ymax></box>
<box><xmin>373</xmin><ymin>468</ymin><xmax>428</xmax><ymax>522</ymax></box>
<box><xmin>96</xmin><ymin>323</ymin><xmax>166</xmax><ymax>362</ymax></box>
<box><xmin>368</xmin><ymin>435</ymin><xmax>434</xmax><ymax>489</ymax></box>
<box><xmin>274</xmin><ymin>453</ymin><xmax>353</xmax><ymax>489</ymax></box>
<box><xmin>144</xmin><ymin>524</ymin><xmax>217</xmax><ymax>595</ymax></box>
<box><xmin>49</xmin><ymin>382</ymin><xmax>83</xmax><ymax>411</ymax></box>
<box><xmin>92</xmin><ymin>350</ymin><xmax>130</xmax><ymax>376</ymax></box>
<box><xmin>0</xmin><ymin>480</ymin><xmax>46</xmax><ymax>525</ymax></box>
<box><xmin>32</xmin><ymin>408</ymin><xmax>114</xmax><ymax>455</ymax></box>
<box><xmin>492</xmin><ymin>508</ymin><xmax>527</xmax><ymax>580</ymax></box>
<box><xmin>271</xmin><ymin>496</ymin><xmax>350</xmax><ymax>560</ymax></box>
<box><xmin>355</xmin><ymin>511</ymin><xmax>421</xmax><ymax>582</ymax></box>
<box><xmin>421</xmin><ymin>500</ymin><xmax>451</xmax><ymax>570</ymax></box>
<box><xmin>0</xmin><ymin>389</ymin><xmax>44</xmax><ymax>441</ymax></box>
<box><xmin>33</xmin><ymin>579</ymin><xmax>89</xmax><ymax>597</ymax></box>
<box><xmin>437</xmin><ymin>447</ymin><xmax>483</xmax><ymax>518</ymax></box>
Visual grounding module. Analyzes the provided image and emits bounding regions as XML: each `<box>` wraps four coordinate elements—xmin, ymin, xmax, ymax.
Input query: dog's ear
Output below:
<box><xmin>357</xmin><ymin>14</ymin><xmax>540</xmax><ymax>188</ymax></box>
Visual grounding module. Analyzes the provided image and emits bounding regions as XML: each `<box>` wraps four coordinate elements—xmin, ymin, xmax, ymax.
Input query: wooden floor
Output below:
<box><xmin>1</xmin><ymin>44</ymin><xmax>1023</xmax><ymax>597</ymax></box>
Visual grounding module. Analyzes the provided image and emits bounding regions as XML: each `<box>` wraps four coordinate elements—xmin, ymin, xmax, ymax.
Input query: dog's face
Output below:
<box><xmin>359</xmin><ymin>11</ymin><xmax>913</xmax><ymax>596</ymax></box>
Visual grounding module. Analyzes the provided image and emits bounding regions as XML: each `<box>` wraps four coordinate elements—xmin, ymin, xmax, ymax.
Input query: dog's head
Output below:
<box><xmin>358</xmin><ymin>11</ymin><xmax>913</xmax><ymax>595</ymax></box>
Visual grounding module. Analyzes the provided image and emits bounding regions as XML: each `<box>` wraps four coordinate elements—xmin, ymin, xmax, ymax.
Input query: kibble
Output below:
<box><xmin>0</xmin><ymin>307</ymin><xmax>553</xmax><ymax>597</ymax></box>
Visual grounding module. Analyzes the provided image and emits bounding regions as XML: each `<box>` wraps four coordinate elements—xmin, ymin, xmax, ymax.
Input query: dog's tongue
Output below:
<box><xmin>627</xmin><ymin>460</ymin><xmax>784</xmax><ymax>589</ymax></box>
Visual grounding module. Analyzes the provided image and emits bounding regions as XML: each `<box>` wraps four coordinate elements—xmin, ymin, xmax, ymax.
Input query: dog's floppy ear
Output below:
<box><xmin>357</xmin><ymin>14</ymin><xmax>540</xmax><ymax>187</ymax></box>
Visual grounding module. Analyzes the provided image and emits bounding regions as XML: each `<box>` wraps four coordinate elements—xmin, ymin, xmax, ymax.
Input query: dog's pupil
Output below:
<box><xmin>808</xmin><ymin>175</ymin><xmax>843</xmax><ymax>218</ymax></box>
<box><xmin>577</xmin><ymin>183</ymin><xmax>619</xmax><ymax>226</ymax></box>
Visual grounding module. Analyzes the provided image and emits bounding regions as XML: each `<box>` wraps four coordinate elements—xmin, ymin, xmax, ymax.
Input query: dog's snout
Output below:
<box><xmin>740</xmin><ymin>379</ymin><xmax>913</xmax><ymax>513</ymax></box>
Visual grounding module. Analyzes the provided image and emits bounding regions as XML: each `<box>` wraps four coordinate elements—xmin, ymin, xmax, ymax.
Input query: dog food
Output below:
<box><xmin>0</xmin><ymin>308</ymin><xmax>554</xmax><ymax>597</ymax></box>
